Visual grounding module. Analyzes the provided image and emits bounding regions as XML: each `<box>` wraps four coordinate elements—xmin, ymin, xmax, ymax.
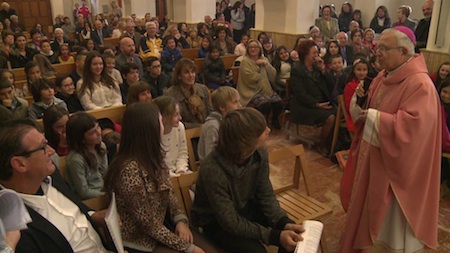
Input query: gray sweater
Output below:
<box><xmin>192</xmin><ymin>147</ymin><xmax>292</xmax><ymax>246</ymax></box>
<box><xmin>66</xmin><ymin>142</ymin><xmax>108</xmax><ymax>200</ymax></box>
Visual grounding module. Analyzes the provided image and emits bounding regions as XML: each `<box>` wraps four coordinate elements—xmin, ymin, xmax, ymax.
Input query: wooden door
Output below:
<box><xmin>7</xmin><ymin>0</ymin><xmax>53</xmax><ymax>32</ymax></box>
<box><xmin>156</xmin><ymin>0</ymin><xmax>167</xmax><ymax>20</ymax></box>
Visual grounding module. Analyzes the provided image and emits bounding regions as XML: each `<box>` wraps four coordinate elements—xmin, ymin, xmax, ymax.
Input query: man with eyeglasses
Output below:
<box><xmin>0</xmin><ymin>119</ymin><xmax>110</xmax><ymax>252</ymax></box>
<box><xmin>340</xmin><ymin>26</ymin><xmax>440</xmax><ymax>252</ymax></box>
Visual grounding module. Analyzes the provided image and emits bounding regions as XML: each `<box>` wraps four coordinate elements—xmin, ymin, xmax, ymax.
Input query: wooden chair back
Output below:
<box><xmin>170</xmin><ymin>176</ymin><xmax>186</xmax><ymax>215</ymax></box>
<box><xmin>177</xmin><ymin>171</ymin><xmax>199</xmax><ymax>221</ymax></box>
<box><xmin>269</xmin><ymin>145</ymin><xmax>312</xmax><ymax>195</ymax></box>
<box><xmin>82</xmin><ymin>194</ymin><xmax>110</xmax><ymax>211</ymax></box>
<box><xmin>194</xmin><ymin>58</ymin><xmax>205</xmax><ymax>83</ymax></box>
<box><xmin>330</xmin><ymin>95</ymin><xmax>353</xmax><ymax>156</ymax></box>
<box><xmin>59</xmin><ymin>155</ymin><xmax>67</xmax><ymax>180</ymax></box>
<box><xmin>10</xmin><ymin>63</ymin><xmax>75</xmax><ymax>82</ymax></box>
<box><xmin>103</xmin><ymin>37</ymin><xmax>120</xmax><ymax>48</ymax></box>
<box><xmin>185</xmin><ymin>126</ymin><xmax>202</xmax><ymax>171</ymax></box>
<box><xmin>269</xmin><ymin>144</ymin><xmax>332</xmax><ymax>253</ymax></box>
<box><xmin>35</xmin><ymin>105</ymin><xmax>126</xmax><ymax>127</ymax></box>
<box><xmin>222</xmin><ymin>54</ymin><xmax>239</xmax><ymax>70</ymax></box>
<box><xmin>231</xmin><ymin>67</ymin><xmax>239</xmax><ymax>86</ymax></box>
<box><xmin>181</xmin><ymin>48</ymin><xmax>199</xmax><ymax>60</ymax></box>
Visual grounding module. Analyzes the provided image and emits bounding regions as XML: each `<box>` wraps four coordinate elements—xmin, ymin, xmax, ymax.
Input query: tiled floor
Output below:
<box><xmin>266</xmin><ymin>128</ymin><xmax>450</xmax><ymax>253</ymax></box>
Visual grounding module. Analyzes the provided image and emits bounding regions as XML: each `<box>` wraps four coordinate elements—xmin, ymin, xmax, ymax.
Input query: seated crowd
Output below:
<box><xmin>0</xmin><ymin>0</ymin><xmax>445</xmax><ymax>252</ymax></box>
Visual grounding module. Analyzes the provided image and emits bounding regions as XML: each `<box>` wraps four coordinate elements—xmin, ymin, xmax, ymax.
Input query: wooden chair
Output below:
<box><xmin>194</xmin><ymin>58</ymin><xmax>205</xmax><ymax>84</ymax></box>
<box><xmin>185</xmin><ymin>126</ymin><xmax>202</xmax><ymax>171</ymax></box>
<box><xmin>284</xmin><ymin>81</ymin><xmax>320</xmax><ymax>148</ymax></box>
<box><xmin>222</xmin><ymin>54</ymin><xmax>239</xmax><ymax>70</ymax></box>
<box><xmin>177</xmin><ymin>171</ymin><xmax>199</xmax><ymax>221</ymax></box>
<box><xmin>231</xmin><ymin>67</ymin><xmax>239</xmax><ymax>86</ymax></box>
<box><xmin>269</xmin><ymin>144</ymin><xmax>332</xmax><ymax>253</ymax></box>
<box><xmin>59</xmin><ymin>155</ymin><xmax>67</xmax><ymax>180</ymax></box>
<box><xmin>170</xmin><ymin>176</ymin><xmax>186</xmax><ymax>215</ymax></box>
<box><xmin>82</xmin><ymin>194</ymin><xmax>110</xmax><ymax>211</ymax></box>
<box><xmin>330</xmin><ymin>95</ymin><xmax>353</xmax><ymax>156</ymax></box>
<box><xmin>181</xmin><ymin>48</ymin><xmax>199</xmax><ymax>60</ymax></box>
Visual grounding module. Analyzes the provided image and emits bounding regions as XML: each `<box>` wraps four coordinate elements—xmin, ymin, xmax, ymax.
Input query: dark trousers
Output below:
<box><xmin>202</xmin><ymin>203</ymin><xmax>292</xmax><ymax>253</ymax></box>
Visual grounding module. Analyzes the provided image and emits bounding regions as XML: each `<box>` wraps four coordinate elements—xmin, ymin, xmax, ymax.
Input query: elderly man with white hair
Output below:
<box><xmin>50</xmin><ymin>28</ymin><xmax>72</xmax><ymax>53</ymax></box>
<box><xmin>9</xmin><ymin>14</ymin><xmax>24</xmax><ymax>33</ymax></box>
<box><xmin>0</xmin><ymin>2</ymin><xmax>16</xmax><ymax>23</ymax></box>
<box><xmin>339</xmin><ymin>26</ymin><xmax>440</xmax><ymax>252</ymax></box>
<box><xmin>139</xmin><ymin>21</ymin><xmax>162</xmax><ymax>60</ymax></box>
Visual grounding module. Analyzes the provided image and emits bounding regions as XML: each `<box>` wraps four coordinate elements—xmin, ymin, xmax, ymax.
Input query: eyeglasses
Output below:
<box><xmin>16</xmin><ymin>141</ymin><xmax>48</xmax><ymax>157</ymax></box>
<box><xmin>151</xmin><ymin>64</ymin><xmax>162</xmax><ymax>69</ymax></box>
<box><xmin>376</xmin><ymin>45</ymin><xmax>403</xmax><ymax>52</ymax></box>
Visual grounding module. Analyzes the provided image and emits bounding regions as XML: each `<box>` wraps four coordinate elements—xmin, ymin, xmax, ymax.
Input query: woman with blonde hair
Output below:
<box><xmin>237</xmin><ymin>39</ymin><xmax>282</xmax><ymax>129</ymax></box>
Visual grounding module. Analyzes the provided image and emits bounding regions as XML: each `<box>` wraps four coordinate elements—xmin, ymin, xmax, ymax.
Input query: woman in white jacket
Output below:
<box><xmin>77</xmin><ymin>51</ymin><xmax>122</xmax><ymax>110</ymax></box>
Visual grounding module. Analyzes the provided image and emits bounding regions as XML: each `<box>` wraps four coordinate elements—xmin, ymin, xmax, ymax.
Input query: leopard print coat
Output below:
<box><xmin>113</xmin><ymin>160</ymin><xmax>191</xmax><ymax>252</ymax></box>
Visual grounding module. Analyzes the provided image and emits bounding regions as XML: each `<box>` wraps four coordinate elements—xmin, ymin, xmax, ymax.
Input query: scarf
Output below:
<box><xmin>180</xmin><ymin>84</ymin><xmax>206</xmax><ymax>124</ymax></box>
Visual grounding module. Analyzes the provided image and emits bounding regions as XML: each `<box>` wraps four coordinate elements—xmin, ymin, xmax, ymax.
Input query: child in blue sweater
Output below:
<box><xmin>161</xmin><ymin>35</ymin><xmax>182</xmax><ymax>78</ymax></box>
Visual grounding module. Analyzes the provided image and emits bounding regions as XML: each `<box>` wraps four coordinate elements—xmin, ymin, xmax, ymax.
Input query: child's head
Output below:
<box><xmin>120</xmin><ymin>62</ymin><xmax>140</xmax><ymax>84</ymax></box>
<box><xmin>103</xmin><ymin>52</ymin><xmax>116</xmax><ymax>72</ymax></box>
<box><xmin>25</xmin><ymin>61</ymin><xmax>42</xmax><ymax>83</ymax></box>
<box><xmin>43</xmin><ymin>105</ymin><xmax>69</xmax><ymax>150</ymax></box>
<box><xmin>211</xmin><ymin>86</ymin><xmax>241</xmax><ymax>116</ymax></box>
<box><xmin>0</xmin><ymin>77</ymin><xmax>14</xmax><ymax>106</ymax></box>
<box><xmin>164</xmin><ymin>35</ymin><xmax>176</xmax><ymax>50</ymax></box>
<box><xmin>153</xmin><ymin>95</ymin><xmax>181</xmax><ymax>130</ymax></box>
<box><xmin>217</xmin><ymin>107</ymin><xmax>269</xmax><ymax>161</ymax></box>
<box><xmin>66</xmin><ymin>112</ymin><xmax>103</xmax><ymax>157</ymax></box>
<box><xmin>201</xmin><ymin>35</ymin><xmax>212</xmax><ymax>51</ymax></box>
<box><xmin>438</xmin><ymin>62</ymin><xmax>450</xmax><ymax>81</ymax></box>
<box><xmin>208</xmin><ymin>45</ymin><xmax>221</xmax><ymax>60</ymax></box>
<box><xmin>40</xmin><ymin>40</ymin><xmax>52</xmax><ymax>54</ymax></box>
<box><xmin>55</xmin><ymin>74</ymin><xmax>75</xmax><ymax>96</ymax></box>
<box><xmin>313</xmin><ymin>35</ymin><xmax>324</xmax><ymax>47</ymax></box>
<box><xmin>350</xmin><ymin>58</ymin><xmax>369</xmax><ymax>81</ymax></box>
<box><xmin>330</xmin><ymin>54</ymin><xmax>344</xmax><ymax>73</ymax></box>
<box><xmin>370</xmin><ymin>55</ymin><xmax>381</xmax><ymax>71</ymax></box>
<box><xmin>59</xmin><ymin>43</ymin><xmax>70</xmax><ymax>56</ymax></box>
<box><xmin>127</xmin><ymin>81</ymin><xmax>152</xmax><ymax>105</ymax></box>
<box><xmin>1</xmin><ymin>69</ymin><xmax>14</xmax><ymax>85</ymax></box>
<box><xmin>102</xmin><ymin>45</ymin><xmax>117</xmax><ymax>56</ymax></box>
<box><xmin>143</xmin><ymin>57</ymin><xmax>162</xmax><ymax>77</ymax></box>
<box><xmin>363</xmin><ymin>28</ymin><xmax>375</xmax><ymax>43</ymax></box>
<box><xmin>440</xmin><ymin>78</ymin><xmax>450</xmax><ymax>104</ymax></box>
<box><xmin>83</xmin><ymin>38</ymin><xmax>95</xmax><ymax>51</ymax></box>
<box><xmin>29</xmin><ymin>78</ymin><xmax>55</xmax><ymax>103</ymax></box>
<box><xmin>241</xmin><ymin>34</ymin><xmax>249</xmax><ymax>46</ymax></box>
<box><xmin>275</xmin><ymin>46</ymin><xmax>290</xmax><ymax>62</ymax></box>
<box><xmin>188</xmin><ymin>28</ymin><xmax>197</xmax><ymax>38</ymax></box>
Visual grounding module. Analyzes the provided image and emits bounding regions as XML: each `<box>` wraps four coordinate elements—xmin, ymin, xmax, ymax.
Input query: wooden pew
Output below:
<box><xmin>103</xmin><ymin>37</ymin><xmax>120</xmax><ymax>48</ymax></box>
<box><xmin>36</xmin><ymin>105</ymin><xmax>126</xmax><ymax>127</ymax></box>
<box><xmin>181</xmin><ymin>48</ymin><xmax>199</xmax><ymax>60</ymax></box>
<box><xmin>222</xmin><ymin>54</ymin><xmax>239</xmax><ymax>70</ymax></box>
<box><xmin>11</xmin><ymin>63</ymin><xmax>75</xmax><ymax>82</ymax></box>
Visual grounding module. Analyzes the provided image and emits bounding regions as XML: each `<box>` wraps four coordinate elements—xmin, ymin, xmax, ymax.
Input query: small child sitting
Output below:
<box><xmin>153</xmin><ymin>95</ymin><xmax>191</xmax><ymax>176</ymax></box>
<box><xmin>198</xmin><ymin>86</ymin><xmax>241</xmax><ymax>161</ymax></box>
<box><xmin>28</xmin><ymin>78</ymin><xmax>67</xmax><ymax>120</ymax></box>
<box><xmin>161</xmin><ymin>35</ymin><xmax>182</xmax><ymax>77</ymax></box>
<box><xmin>40</xmin><ymin>40</ymin><xmax>59</xmax><ymax>64</ymax></box>
<box><xmin>204</xmin><ymin>45</ymin><xmax>231</xmax><ymax>89</ymax></box>
<box><xmin>119</xmin><ymin>62</ymin><xmax>140</xmax><ymax>104</ymax></box>
<box><xmin>103</xmin><ymin>52</ymin><xmax>123</xmax><ymax>85</ymax></box>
